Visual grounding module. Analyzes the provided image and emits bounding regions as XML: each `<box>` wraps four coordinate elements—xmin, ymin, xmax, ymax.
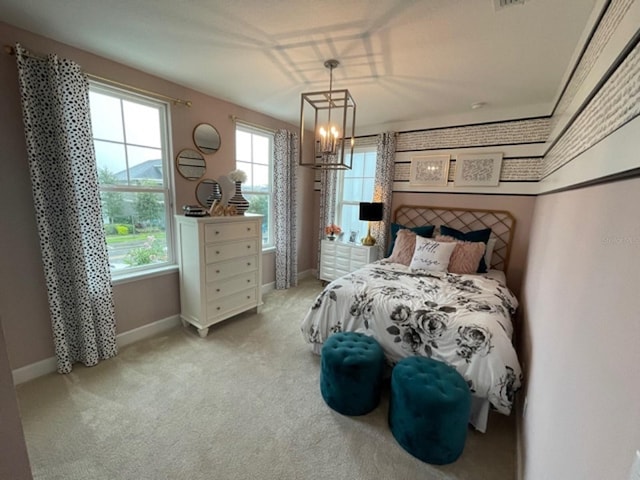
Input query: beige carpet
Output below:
<box><xmin>17</xmin><ymin>278</ymin><xmax>516</xmax><ymax>480</ymax></box>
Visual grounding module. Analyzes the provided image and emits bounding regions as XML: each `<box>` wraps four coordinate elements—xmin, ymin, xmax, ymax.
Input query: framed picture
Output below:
<box><xmin>409</xmin><ymin>155</ymin><xmax>450</xmax><ymax>186</ymax></box>
<box><xmin>454</xmin><ymin>153</ymin><xmax>503</xmax><ymax>186</ymax></box>
<box><xmin>349</xmin><ymin>231</ymin><xmax>358</xmax><ymax>243</ymax></box>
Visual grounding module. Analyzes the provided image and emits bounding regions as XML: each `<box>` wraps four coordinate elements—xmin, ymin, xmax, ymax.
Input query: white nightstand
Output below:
<box><xmin>319</xmin><ymin>240</ymin><xmax>378</xmax><ymax>282</ymax></box>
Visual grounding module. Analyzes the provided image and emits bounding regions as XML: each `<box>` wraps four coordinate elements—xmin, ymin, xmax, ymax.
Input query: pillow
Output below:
<box><xmin>436</xmin><ymin>235</ymin><xmax>486</xmax><ymax>274</ymax></box>
<box><xmin>439</xmin><ymin>226</ymin><xmax>492</xmax><ymax>273</ymax></box>
<box><xmin>484</xmin><ymin>237</ymin><xmax>497</xmax><ymax>270</ymax></box>
<box><xmin>387</xmin><ymin>229</ymin><xmax>418</xmax><ymax>266</ymax></box>
<box><xmin>387</xmin><ymin>223</ymin><xmax>435</xmax><ymax>257</ymax></box>
<box><xmin>409</xmin><ymin>237</ymin><xmax>456</xmax><ymax>272</ymax></box>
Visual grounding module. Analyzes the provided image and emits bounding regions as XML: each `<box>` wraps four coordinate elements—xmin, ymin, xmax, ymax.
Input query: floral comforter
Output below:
<box><xmin>301</xmin><ymin>261</ymin><xmax>522</xmax><ymax>415</ymax></box>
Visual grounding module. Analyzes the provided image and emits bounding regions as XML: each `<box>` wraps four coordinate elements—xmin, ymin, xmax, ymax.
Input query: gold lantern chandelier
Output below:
<box><xmin>299</xmin><ymin>59</ymin><xmax>356</xmax><ymax>169</ymax></box>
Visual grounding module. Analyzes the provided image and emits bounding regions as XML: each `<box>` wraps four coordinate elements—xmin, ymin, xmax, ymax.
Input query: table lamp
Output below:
<box><xmin>359</xmin><ymin>202</ymin><xmax>384</xmax><ymax>246</ymax></box>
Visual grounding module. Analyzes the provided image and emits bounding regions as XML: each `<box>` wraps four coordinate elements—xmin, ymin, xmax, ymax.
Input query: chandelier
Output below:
<box><xmin>299</xmin><ymin>59</ymin><xmax>356</xmax><ymax>169</ymax></box>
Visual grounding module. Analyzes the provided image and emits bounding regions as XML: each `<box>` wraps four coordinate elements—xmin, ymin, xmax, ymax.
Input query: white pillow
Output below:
<box><xmin>484</xmin><ymin>238</ymin><xmax>497</xmax><ymax>270</ymax></box>
<box><xmin>409</xmin><ymin>237</ymin><xmax>457</xmax><ymax>272</ymax></box>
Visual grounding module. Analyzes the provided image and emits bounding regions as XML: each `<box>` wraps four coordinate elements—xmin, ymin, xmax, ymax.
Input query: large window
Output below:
<box><xmin>235</xmin><ymin>124</ymin><xmax>273</xmax><ymax>247</ymax></box>
<box><xmin>336</xmin><ymin>148</ymin><xmax>377</xmax><ymax>241</ymax></box>
<box><xmin>89</xmin><ymin>84</ymin><xmax>173</xmax><ymax>276</ymax></box>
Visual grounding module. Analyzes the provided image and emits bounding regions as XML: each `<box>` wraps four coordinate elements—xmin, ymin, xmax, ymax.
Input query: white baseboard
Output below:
<box><xmin>261</xmin><ymin>269</ymin><xmax>317</xmax><ymax>295</ymax></box>
<box><xmin>12</xmin><ymin>314</ymin><xmax>181</xmax><ymax>385</ymax></box>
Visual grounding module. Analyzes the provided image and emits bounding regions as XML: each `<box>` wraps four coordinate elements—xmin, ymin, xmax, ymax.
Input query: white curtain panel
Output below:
<box><xmin>15</xmin><ymin>44</ymin><xmax>117</xmax><ymax>374</ymax></box>
<box><xmin>371</xmin><ymin>131</ymin><xmax>397</xmax><ymax>259</ymax></box>
<box><xmin>273</xmin><ymin>129</ymin><xmax>298</xmax><ymax>289</ymax></box>
<box><xmin>317</xmin><ymin>168</ymin><xmax>338</xmax><ymax>274</ymax></box>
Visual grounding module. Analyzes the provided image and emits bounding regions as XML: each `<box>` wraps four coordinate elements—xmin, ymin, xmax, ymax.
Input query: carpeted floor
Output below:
<box><xmin>17</xmin><ymin>277</ymin><xmax>516</xmax><ymax>479</ymax></box>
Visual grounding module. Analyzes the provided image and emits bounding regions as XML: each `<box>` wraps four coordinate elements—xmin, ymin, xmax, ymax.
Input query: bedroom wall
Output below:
<box><xmin>520</xmin><ymin>1</ymin><xmax>640</xmax><ymax>479</ymax></box>
<box><xmin>0</xmin><ymin>21</ymin><xmax>316</xmax><ymax>371</ymax></box>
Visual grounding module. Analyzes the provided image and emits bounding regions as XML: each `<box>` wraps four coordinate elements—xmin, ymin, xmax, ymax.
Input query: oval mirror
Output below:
<box><xmin>176</xmin><ymin>148</ymin><xmax>206</xmax><ymax>181</ymax></box>
<box><xmin>195</xmin><ymin>178</ymin><xmax>222</xmax><ymax>208</ymax></box>
<box><xmin>193</xmin><ymin>123</ymin><xmax>221</xmax><ymax>155</ymax></box>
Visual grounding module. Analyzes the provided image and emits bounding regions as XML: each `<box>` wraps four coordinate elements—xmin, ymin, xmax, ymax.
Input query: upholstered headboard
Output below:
<box><xmin>393</xmin><ymin>205</ymin><xmax>516</xmax><ymax>272</ymax></box>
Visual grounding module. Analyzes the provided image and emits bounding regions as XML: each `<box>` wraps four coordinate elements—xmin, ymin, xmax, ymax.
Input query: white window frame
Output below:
<box><xmin>235</xmin><ymin>123</ymin><xmax>274</xmax><ymax>249</ymax></box>
<box><xmin>89</xmin><ymin>82</ymin><xmax>175</xmax><ymax>280</ymax></box>
<box><xmin>336</xmin><ymin>146</ymin><xmax>378</xmax><ymax>239</ymax></box>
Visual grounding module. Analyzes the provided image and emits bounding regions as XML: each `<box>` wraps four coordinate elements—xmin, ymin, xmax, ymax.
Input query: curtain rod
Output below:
<box><xmin>3</xmin><ymin>44</ymin><xmax>192</xmax><ymax>107</ymax></box>
<box><xmin>230</xmin><ymin>115</ymin><xmax>276</xmax><ymax>134</ymax></box>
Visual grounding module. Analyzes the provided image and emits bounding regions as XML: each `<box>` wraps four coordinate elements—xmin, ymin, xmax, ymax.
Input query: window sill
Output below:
<box><xmin>111</xmin><ymin>264</ymin><xmax>179</xmax><ymax>286</ymax></box>
<box><xmin>262</xmin><ymin>246</ymin><xmax>275</xmax><ymax>254</ymax></box>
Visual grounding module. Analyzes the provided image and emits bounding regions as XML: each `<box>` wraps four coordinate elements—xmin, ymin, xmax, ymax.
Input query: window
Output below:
<box><xmin>336</xmin><ymin>148</ymin><xmax>377</xmax><ymax>241</ymax></box>
<box><xmin>235</xmin><ymin>124</ymin><xmax>274</xmax><ymax>247</ymax></box>
<box><xmin>89</xmin><ymin>84</ymin><xmax>173</xmax><ymax>276</ymax></box>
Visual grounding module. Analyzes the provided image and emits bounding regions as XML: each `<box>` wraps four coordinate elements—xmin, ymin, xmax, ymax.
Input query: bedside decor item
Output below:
<box><xmin>409</xmin><ymin>155</ymin><xmax>450</xmax><ymax>187</ymax></box>
<box><xmin>193</xmin><ymin>123</ymin><xmax>221</xmax><ymax>155</ymax></box>
<box><xmin>195</xmin><ymin>178</ymin><xmax>221</xmax><ymax>208</ymax></box>
<box><xmin>299</xmin><ymin>59</ymin><xmax>356</xmax><ymax>170</ymax></box>
<box><xmin>454</xmin><ymin>153</ymin><xmax>503</xmax><ymax>186</ymax></box>
<box><xmin>227</xmin><ymin>169</ymin><xmax>249</xmax><ymax>215</ymax></box>
<box><xmin>359</xmin><ymin>202</ymin><xmax>383</xmax><ymax>246</ymax></box>
<box><xmin>324</xmin><ymin>223</ymin><xmax>341</xmax><ymax>240</ymax></box>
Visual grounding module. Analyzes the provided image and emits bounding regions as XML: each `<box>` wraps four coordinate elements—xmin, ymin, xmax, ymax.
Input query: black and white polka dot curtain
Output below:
<box><xmin>273</xmin><ymin>129</ymin><xmax>298</xmax><ymax>290</ymax></box>
<box><xmin>15</xmin><ymin>44</ymin><xmax>117</xmax><ymax>374</ymax></box>
<box><xmin>371</xmin><ymin>132</ymin><xmax>397</xmax><ymax>259</ymax></box>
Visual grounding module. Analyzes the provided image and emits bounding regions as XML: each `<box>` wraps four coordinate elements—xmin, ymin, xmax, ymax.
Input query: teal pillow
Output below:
<box><xmin>440</xmin><ymin>225</ymin><xmax>491</xmax><ymax>272</ymax></box>
<box><xmin>387</xmin><ymin>223</ymin><xmax>435</xmax><ymax>257</ymax></box>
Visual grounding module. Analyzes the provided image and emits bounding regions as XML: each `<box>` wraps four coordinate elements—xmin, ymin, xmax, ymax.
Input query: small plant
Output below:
<box><xmin>124</xmin><ymin>236</ymin><xmax>167</xmax><ymax>266</ymax></box>
<box><xmin>115</xmin><ymin>225</ymin><xmax>129</xmax><ymax>235</ymax></box>
<box><xmin>325</xmin><ymin>224</ymin><xmax>342</xmax><ymax>236</ymax></box>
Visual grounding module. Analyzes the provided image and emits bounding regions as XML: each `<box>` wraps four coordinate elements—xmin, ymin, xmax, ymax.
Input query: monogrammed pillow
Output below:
<box><xmin>409</xmin><ymin>236</ymin><xmax>457</xmax><ymax>272</ymax></box>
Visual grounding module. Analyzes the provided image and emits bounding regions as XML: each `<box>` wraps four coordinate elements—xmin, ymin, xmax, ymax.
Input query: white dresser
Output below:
<box><xmin>175</xmin><ymin>214</ymin><xmax>263</xmax><ymax>337</ymax></box>
<box><xmin>319</xmin><ymin>240</ymin><xmax>377</xmax><ymax>282</ymax></box>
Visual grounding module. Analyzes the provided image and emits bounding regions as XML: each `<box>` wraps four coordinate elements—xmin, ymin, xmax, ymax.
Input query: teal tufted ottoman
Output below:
<box><xmin>320</xmin><ymin>332</ymin><xmax>385</xmax><ymax>416</ymax></box>
<box><xmin>389</xmin><ymin>356</ymin><xmax>471</xmax><ymax>464</ymax></box>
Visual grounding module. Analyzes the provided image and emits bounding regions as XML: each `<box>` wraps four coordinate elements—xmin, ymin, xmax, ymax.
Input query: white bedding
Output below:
<box><xmin>301</xmin><ymin>261</ymin><xmax>522</xmax><ymax>416</ymax></box>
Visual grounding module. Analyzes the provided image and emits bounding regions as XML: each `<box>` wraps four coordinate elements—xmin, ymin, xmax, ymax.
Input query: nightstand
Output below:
<box><xmin>319</xmin><ymin>240</ymin><xmax>377</xmax><ymax>282</ymax></box>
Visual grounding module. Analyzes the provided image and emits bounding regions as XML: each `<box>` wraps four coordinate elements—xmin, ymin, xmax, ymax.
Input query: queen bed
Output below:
<box><xmin>301</xmin><ymin>205</ymin><xmax>522</xmax><ymax>432</ymax></box>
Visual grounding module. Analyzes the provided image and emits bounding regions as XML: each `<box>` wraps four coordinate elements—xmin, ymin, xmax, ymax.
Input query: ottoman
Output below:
<box><xmin>320</xmin><ymin>332</ymin><xmax>385</xmax><ymax>416</ymax></box>
<box><xmin>389</xmin><ymin>356</ymin><xmax>471</xmax><ymax>464</ymax></box>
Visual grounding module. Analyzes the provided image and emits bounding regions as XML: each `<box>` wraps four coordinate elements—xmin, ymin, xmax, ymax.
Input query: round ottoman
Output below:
<box><xmin>320</xmin><ymin>332</ymin><xmax>385</xmax><ymax>416</ymax></box>
<box><xmin>389</xmin><ymin>356</ymin><xmax>471</xmax><ymax>464</ymax></box>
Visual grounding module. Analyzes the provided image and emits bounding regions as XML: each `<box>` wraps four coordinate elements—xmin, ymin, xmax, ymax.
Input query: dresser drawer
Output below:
<box><xmin>207</xmin><ymin>288</ymin><xmax>257</xmax><ymax>321</ymax></box>
<box><xmin>205</xmin><ymin>239</ymin><xmax>258</xmax><ymax>263</ymax></box>
<box><xmin>334</xmin><ymin>244</ymin><xmax>352</xmax><ymax>260</ymax></box>
<box><xmin>350</xmin><ymin>247</ymin><xmax>369</xmax><ymax>262</ymax></box>
<box><xmin>204</xmin><ymin>221</ymin><xmax>259</xmax><ymax>243</ymax></box>
<box><xmin>206</xmin><ymin>272</ymin><xmax>257</xmax><ymax>300</ymax></box>
<box><xmin>205</xmin><ymin>255</ymin><xmax>258</xmax><ymax>282</ymax></box>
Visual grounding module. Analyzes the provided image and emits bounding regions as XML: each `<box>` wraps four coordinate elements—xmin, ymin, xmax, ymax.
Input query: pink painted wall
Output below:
<box><xmin>0</xmin><ymin>21</ymin><xmax>316</xmax><ymax>370</ymax></box>
<box><xmin>520</xmin><ymin>177</ymin><xmax>640</xmax><ymax>480</ymax></box>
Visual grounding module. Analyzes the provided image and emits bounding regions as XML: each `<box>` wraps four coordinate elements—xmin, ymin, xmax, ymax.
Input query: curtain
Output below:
<box><xmin>273</xmin><ymin>129</ymin><xmax>298</xmax><ymax>289</ymax></box>
<box><xmin>317</xmin><ymin>168</ymin><xmax>338</xmax><ymax>274</ymax></box>
<box><xmin>15</xmin><ymin>44</ymin><xmax>117</xmax><ymax>374</ymax></box>
<box><xmin>371</xmin><ymin>132</ymin><xmax>397</xmax><ymax>259</ymax></box>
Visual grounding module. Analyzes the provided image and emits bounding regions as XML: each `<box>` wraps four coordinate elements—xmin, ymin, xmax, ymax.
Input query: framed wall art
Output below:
<box><xmin>454</xmin><ymin>153</ymin><xmax>503</xmax><ymax>186</ymax></box>
<box><xmin>409</xmin><ymin>155</ymin><xmax>450</xmax><ymax>187</ymax></box>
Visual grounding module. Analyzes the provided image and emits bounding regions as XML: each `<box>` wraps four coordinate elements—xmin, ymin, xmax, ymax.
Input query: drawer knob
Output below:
<box><xmin>247</xmin><ymin>279</ymin><xmax>250</xmax><ymax>283</ymax></box>
<box><xmin>216</xmin><ymin>270</ymin><xmax>220</xmax><ymax>274</ymax></box>
<box><xmin>216</xmin><ymin>250</ymin><xmax>220</xmax><ymax>254</ymax></box>
<box><xmin>216</xmin><ymin>288</ymin><xmax>220</xmax><ymax>292</ymax></box>
<box><xmin>247</xmin><ymin>295</ymin><xmax>250</xmax><ymax>299</ymax></box>
<box><xmin>247</xmin><ymin>262</ymin><xmax>251</xmax><ymax>266</ymax></box>
<box><xmin>215</xmin><ymin>231</ymin><xmax>220</xmax><ymax>235</ymax></box>
<box><xmin>216</xmin><ymin>306</ymin><xmax>221</xmax><ymax>310</ymax></box>
<box><xmin>247</xmin><ymin>227</ymin><xmax>251</xmax><ymax>231</ymax></box>
<box><xmin>247</xmin><ymin>245</ymin><xmax>251</xmax><ymax>249</ymax></box>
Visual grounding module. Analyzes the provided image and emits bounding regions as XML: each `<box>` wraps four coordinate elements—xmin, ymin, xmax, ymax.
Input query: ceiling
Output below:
<box><xmin>0</xmin><ymin>0</ymin><xmax>599</xmax><ymax>134</ymax></box>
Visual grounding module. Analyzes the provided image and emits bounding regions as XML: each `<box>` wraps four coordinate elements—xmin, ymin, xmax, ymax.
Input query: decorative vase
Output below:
<box><xmin>327</xmin><ymin>235</ymin><xmax>336</xmax><ymax>241</ymax></box>
<box><xmin>206</xmin><ymin>182</ymin><xmax>222</xmax><ymax>208</ymax></box>
<box><xmin>228</xmin><ymin>181</ymin><xmax>249</xmax><ymax>215</ymax></box>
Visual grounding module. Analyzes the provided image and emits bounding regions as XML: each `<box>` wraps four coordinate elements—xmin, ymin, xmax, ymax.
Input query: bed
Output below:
<box><xmin>301</xmin><ymin>205</ymin><xmax>522</xmax><ymax>432</ymax></box>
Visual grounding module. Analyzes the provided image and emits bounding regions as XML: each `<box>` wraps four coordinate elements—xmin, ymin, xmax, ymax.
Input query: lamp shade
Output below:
<box><xmin>359</xmin><ymin>202</ymin><xmax>384</xmax><ymax>222</ymax></box>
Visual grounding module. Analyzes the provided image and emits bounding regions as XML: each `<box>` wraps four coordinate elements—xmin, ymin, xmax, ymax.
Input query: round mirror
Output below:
<box><xmin>176</xmin><ymin>148</ymin><xmax>206</xmax><ymax>181</ymax></box>
<box><xmin>195</xmin><ymin>178</ymin><xmax>222</xmax><ymax>208</ymax></box>
<box><xmin>193</xmin><ymin>123</ymin><xmax>221</xmax><ymax>155</ymax></box>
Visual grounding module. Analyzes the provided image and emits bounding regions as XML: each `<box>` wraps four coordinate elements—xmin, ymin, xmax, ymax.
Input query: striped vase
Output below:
<box><xmin>228</xmin><ymin>181</ymin><xmax>249</xmax><ymax>215</ymax></box>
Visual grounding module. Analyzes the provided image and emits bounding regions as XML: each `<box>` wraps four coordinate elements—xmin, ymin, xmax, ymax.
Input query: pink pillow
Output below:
<box><xmin>387</xmin><ymin>228</ymin><xmax>417</xmax><ymax>266</ymax></box>
<box><xmin>436</xmin><ymin>235</ymin><xmax>486</xmax><ymax>274</ymax></box>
